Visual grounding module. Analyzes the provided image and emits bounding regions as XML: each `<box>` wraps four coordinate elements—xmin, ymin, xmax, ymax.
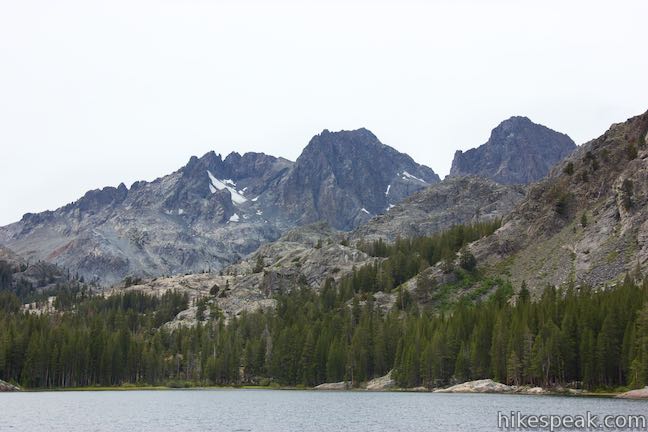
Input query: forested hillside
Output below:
<box><xmin>1</xmin><ymin>221</ymin><xmax>647</xmax><ymax>391</ymax></box>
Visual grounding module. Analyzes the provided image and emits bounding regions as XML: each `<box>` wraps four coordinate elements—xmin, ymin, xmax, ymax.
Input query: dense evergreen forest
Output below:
<box><xmin>1</xmin><ymin>221</ymin><xmax>647</xmax><ymax>391</ymax></box>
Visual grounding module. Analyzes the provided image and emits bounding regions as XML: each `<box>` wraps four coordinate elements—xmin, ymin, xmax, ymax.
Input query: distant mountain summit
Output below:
<box><xmin>0</xmin><ymin>128</ymin><xmax>439</xmax><ymax>284</ymax></box>
<box><xmin>274</xmin><ymin>128</ymin><xmax>440</xmax><ymax>230</ymax></box>
<box><xmin>450</xmin><ymin>116</ymin><xmax>576</xmax><ymax>184</ymax></box>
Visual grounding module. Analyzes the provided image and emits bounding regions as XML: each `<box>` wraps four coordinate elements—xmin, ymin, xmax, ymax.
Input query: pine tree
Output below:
<box><xmin>506</xmin><ymin>350</ymin><xmax>521</xmax><ymax>386</ymax></box>
<box><xmin>300</xmin><ymin>331</ymin><xmax>316</xmax><ymax>386</ymax></box>
<box><xmin>490</xmin><ymin>315</ymin><xmax>508</xmax><ymax>383</ymax></box>
<box><xmin>453</xmin><ymin>342</ymin><xmax>471</xmax><ymax>382</ymax></box>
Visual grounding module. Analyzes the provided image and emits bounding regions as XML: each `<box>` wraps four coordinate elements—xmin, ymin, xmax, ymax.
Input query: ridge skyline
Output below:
<box><xmin>1</xmin><ymin>114</ymin><xmax>583</xmax><ymax>226</ymax></box>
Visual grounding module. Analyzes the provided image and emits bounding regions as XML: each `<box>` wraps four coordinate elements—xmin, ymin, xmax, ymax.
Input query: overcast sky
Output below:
<box><xmin>1</xmin><ymin>0</ymin><xmax>647</xmax><ymax>225</ymax></box>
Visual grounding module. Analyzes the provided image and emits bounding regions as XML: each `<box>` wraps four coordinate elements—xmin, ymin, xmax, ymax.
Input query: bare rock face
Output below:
<box><xmin>118</xmin><ymin>271</ymin><xmax>276</xmax><ymax>324</ymax></box>
<box><xmin>450</xmin><ymin>116</ymin><xmax>576</xmax><ymax>185</ymax></box>
<box><xmin>435</xmin><ymin>379</ymin><xmax>513</xmax><ymax>394</ymax></box>
<box><xmin>523</xmin><ymin>387</ymin><xmax>548</xmax><ymax>395</ymax></box>
<box><xmin>617</xmin><ymin>387</ymin><xmax>648</xmax><ymax>399</ymax></box>
<box><xmin>351</xmin><ymin>176</ymin><xmax>525</xmax><ymax>243</ymax></box>
<box><xmin>248</xmin><ymin>223</ymin><xmax>378</xmax><ymax>293</ymax></box>
<box><xmin>470</xmin><ymin>110</ymin><xmax>648</xmax><ymax>291</ymax></box>
<box><xmin>314</xmin><ymin>381</ymin><xmax>348</xmax><ymax>390</ymax></box>
<box><xmin>366</xmin><ymin>370</ymin><xmax>395</xmax><ymax>391</ymax></box>
<box><xmin>116</xmin><ymin>223</ymin><xmax>379</xmax><ymax>325</ymax></box>
<box><xmin>0</xmin><ymin>129</ymin><xmax>438</xmax><ymax>285</ymax></box>
<box><xmin>0</xmin><ymin>245</ymin><xmax>24</xmax><ymax>269</ymax></box>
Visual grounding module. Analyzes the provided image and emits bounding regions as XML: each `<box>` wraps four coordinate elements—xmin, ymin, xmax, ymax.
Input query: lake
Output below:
<box><xmin>1</xmin><ymin>389</ymin><xmax>647</xmax><ymax>432</ymax></box>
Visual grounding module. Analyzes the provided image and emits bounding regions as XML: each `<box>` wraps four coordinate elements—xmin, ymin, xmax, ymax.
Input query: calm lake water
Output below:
<box><xmin>1</xmin><ymin>389</ymin><xmax>647</xmax><ymax>432</ymax></box>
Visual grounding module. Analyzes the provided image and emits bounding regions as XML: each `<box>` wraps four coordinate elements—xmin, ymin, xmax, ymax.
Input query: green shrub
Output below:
<box><xmin>459</xmin><ymin>247</ymin><xmax>477</xmax><ymax>271</ymax></box>
<box><xmin>555</xmin><ymin>193</ymin><xmax>570</xmax><ymax>217</ymax></box>
<box><xmin>563</xmin><ymin>162</ymin><xmax>574</xmax><ymax>175</ymax></box>
<box><xmin>621</xmin><ymin>179</ymin><xmax>634</xmax><ymax>210</ymax></box>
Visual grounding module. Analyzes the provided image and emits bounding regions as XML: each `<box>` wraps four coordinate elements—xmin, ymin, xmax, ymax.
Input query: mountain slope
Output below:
<box><xmin>118</xmin><ymin>177</ymin><xmax>527</xmax><ymax>324</ymax></box>
<box><xmin>0</xmin><ymin>151</ymin><xmax>289</xmax><ymax>284</ymax></box>
<box><xmin>469</xmin><ymin>110</ymin><xmax>648</xmax><ymax>290</ymax></box>
<box><xmin>450</xmin><ymin>116</ymin><xmax>576</xmax><ymax>184</ymax></box>
<box><xmin>0</xmin><ymin>129</ymin><xmax>438</xmax><ymax>285</ymax></box>
<box><xmin>351</xmin><ymin>176</ymin><xmax>525</xmax><ymax>243</ymax></box>
<box><xmin>118</xmin><ymin>222</ymin><xmax>381</xmax><ymax>322</ymax></box>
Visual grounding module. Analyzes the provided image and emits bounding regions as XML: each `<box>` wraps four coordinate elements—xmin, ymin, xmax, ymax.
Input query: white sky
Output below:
<box><xmin>1</xmin><ymin>0</ymin><xmax>647</xmax><ymax>226</ymax></box>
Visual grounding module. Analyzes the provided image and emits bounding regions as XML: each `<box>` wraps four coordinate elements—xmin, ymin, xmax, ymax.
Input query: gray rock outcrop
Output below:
<box><xmin>617</xmin><ymin>387</ymin><xmax>648</xmax><ymax>399</ymax></box>
<box><xmin>314</xmin><ymin>381</ymin><xmax>348</xmax><ymax>390</ymax></box>
<box><xmin>435</xmin><ymin>379</ymin><xmax>513</xmax><ymax>394</ymax></box>
<box><xmin>366</xmin><ymin>371</ymin><xmax>395</xmax><ymax>391</ymax></box>
<box><xmin>0</xmin><ymin>380</ymin><xmax>20</xmax><ymax>392</ymax></box>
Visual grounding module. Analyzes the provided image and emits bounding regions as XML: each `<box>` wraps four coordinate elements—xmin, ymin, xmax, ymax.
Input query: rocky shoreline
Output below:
<box><xmin>433</xmin><ymin>379</ymin><xmax>554</xmax><ymax>395</ymax></box>
<box><xmin>311</xmin><ymin>377</ymin><xmax>646</xmax><ymax>399</ymax></box>
<box><xmin>617</xmin><ymin>387</ymin><xmax>648</xmax><ymax>399</ymax></box>
<box><xmin>6</xmin><ymin>378</ymin><xmax>647</xmax><ymax>399</ymax></box>
<box><xmin>0</xmin><ymin>380</ymin><xmax>20</xmax><ymax>392</ymax></box>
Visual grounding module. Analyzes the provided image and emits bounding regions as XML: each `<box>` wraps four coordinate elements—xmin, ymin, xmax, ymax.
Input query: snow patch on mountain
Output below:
<box><xmin>401</xmin><ymin>171</ymin><xmax>426</xmax><ymax>183</ymax></box>
<box><xmin>207</xmin><ymin>171</ymin><xmax>248</xmax><ymax>204</ymax></box>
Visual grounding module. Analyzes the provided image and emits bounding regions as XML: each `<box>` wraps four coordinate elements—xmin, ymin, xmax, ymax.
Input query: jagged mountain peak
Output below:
<box><xmin>450</xmin><ymin>116</ymin><xmax>576</xmax><ymax>184</ymax></box>
<box><xmin>299</xmin><ymin>128</ymin><xmax>384</xmax><ymax>162</ymax></box>
<box><xmin>311</xmin><ymin>127</ymin><xmax>382</xmax><ymax>145</ymax></box>
<box><xmin>318</xmin><ymin>126</ymin><xmax>375</xmax><ymax>136</ymax></box>
<box><xmin>498</xmin><ymin>115</ymin><xmax>533</xmax><ymax>127</ymax></box>
<box><xmin>0</xmin><ymin>127</ymin><xmax>437</xmax><ymax>284</ymax></box>
<box><xmin>302</xmin><ymin>128</ymin><xmax>431</xmax><ymax>171</ymax></box>
<box><xmin>275</xmin><ymin>128</ymin><xmax>440</xmax><ymax>230</ymax></box>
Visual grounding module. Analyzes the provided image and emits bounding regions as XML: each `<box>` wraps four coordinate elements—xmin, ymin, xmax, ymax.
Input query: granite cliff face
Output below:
<box><xmin>0</xmin><ymin>129</ymin><xmax>438</xmax><ymax>285</ymax></box>
<box><xmin>450</xmin><ymin>116</ymin><xmax>576</xmax><ymax>184</ymax></box>
<box><xmin>118</xmin><ymin>222</ymin><xmax>382</xmax><ymax>323</ymax></box>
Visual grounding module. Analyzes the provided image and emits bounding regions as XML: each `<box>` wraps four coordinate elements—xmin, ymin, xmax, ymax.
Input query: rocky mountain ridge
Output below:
<box><xmin>113</xmin><ymin>176</ymin><xmax>528</xmax><ymax>325</ymax></box>
<box><xmin>0</xmin><ymin>129</ymin><xmax>438</xmax><ymax>285</ymax></box>
<box><xmin>351</xmin><ymin>176</ymin><xmax>526</xmax><ymax>243</ymax></box>
<box><xmin>467</xmin><ymin>110</ymin><xmax>648</xmax><ymax>291</ymax></box>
